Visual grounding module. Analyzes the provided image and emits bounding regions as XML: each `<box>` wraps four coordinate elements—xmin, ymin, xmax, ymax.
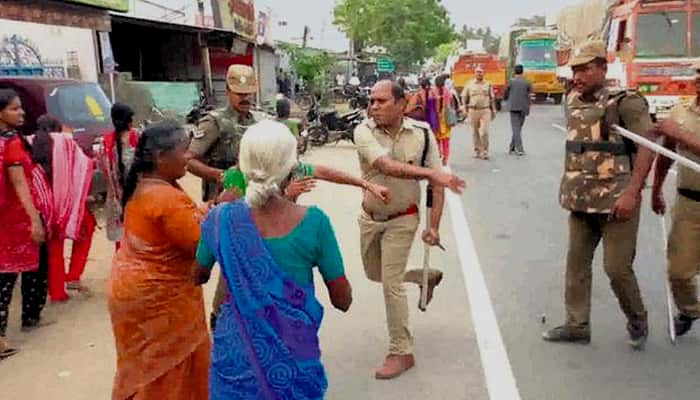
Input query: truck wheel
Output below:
<box><xmin>553</xmin><ymin>94</ymin><xmax>563</xmax><ymax>105</ymax></box>
<box><xmin>495</xmin><ymin>100</ymin><xmax>502</xmax><ymax>111</ymax></box>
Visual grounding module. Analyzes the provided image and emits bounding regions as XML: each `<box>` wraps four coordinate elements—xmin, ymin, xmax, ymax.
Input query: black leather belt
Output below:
<box><xmin>565</xmin><ymin>140</ymin><xmax>629</xmax><ymax>156</ymax></box>
<box><xmin>679</xmin><ymin>188</ymin><xmax>700</xmax><ymax>202</ymax></box>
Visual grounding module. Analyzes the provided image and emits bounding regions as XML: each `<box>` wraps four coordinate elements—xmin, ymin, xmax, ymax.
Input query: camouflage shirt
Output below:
<box><xmin>188</xmin><ymin>106</ymin><xmax>258</xmax><ymax>169</ymax></box>
<box><xmin>559</xmin><ymin>87</ymin><xmax>652</xmax><ymax>213</ymax></box>
<box><xmin>188</xmin><ymin>106</ymin><xmax>262</xmax><ymax>201</ymax></box>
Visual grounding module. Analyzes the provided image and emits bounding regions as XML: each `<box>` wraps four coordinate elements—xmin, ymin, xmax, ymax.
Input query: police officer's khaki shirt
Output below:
<box><xmin>670</xmin><ymin>101</ymin><xmax>700</xmax><ymax>191</ymax></box>
<box><xmin>355</xmin><ymin>117</ymin><xmax>442</xmax><ymax>216</ymax></box>
<box><xmin>463</xmin><ymin>80</ymin><xmax>494</xmax><ymax>109</ymax></box>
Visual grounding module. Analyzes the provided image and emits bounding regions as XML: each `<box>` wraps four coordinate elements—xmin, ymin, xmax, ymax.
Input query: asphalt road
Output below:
<box><xmin>1</xmin><ymin>104</ymin><xmax>699</xmax><ymax>400</ymax></box>
<box><xmin>450</xmin><ymin>104</ymin><xmax>700</xmax><ymax>400</ymax></box>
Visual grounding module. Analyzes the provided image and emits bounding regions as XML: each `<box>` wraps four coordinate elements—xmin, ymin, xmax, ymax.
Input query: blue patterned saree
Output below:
<box><xmin>201</xmin><ymin>201</ymin><xmax>327</xmax><ymax>400</ymax></box>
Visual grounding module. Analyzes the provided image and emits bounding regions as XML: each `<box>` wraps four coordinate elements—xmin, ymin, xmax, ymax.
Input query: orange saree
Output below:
<box><xmin>108</xmin><ymin>178</ymin><xmax>210</xmax><ymax>400</ymax></box>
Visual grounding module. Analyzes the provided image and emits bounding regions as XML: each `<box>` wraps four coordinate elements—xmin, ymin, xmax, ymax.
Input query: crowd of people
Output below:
<box><xmin>2</xmin><ymin>36</ymin><xmax>700</xmax><ymax>398</ymax></box>
<box><xmin>0</xmin><ymin>86</ymin><xmax>147</xmax><ymax>356</ymax></box>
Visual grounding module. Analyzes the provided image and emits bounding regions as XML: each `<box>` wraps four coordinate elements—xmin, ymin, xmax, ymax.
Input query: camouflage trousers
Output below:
<box><xmin>564</xmin><ymin>209</ymin><xmax>647</xmax><ymax>331</ymax></box>
<box><xmin>668</xmin><ymin>195</ymin><xmax>700</xmax><ymax>318</ymax></box>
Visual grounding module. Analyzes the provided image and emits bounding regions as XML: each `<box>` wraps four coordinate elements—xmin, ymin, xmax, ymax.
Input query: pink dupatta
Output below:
<box><xmin>50</xmin><ymin>133</ymin><xmax>95</xmax><ymax>240</ymax></box>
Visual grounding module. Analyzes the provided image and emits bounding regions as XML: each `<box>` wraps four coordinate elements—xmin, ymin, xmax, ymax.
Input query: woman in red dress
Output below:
<box><xmin>0</xmin><ymin>89</ymin><xmax>50</xmax><ymax>360</ymax></box>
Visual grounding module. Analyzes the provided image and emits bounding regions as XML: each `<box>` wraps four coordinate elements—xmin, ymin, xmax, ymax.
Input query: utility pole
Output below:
<box><xmin>197</xmin><ymin>0</ymin><xmax>213</xmax><ymax>102</ymax></box>
<box><xmin>302</xmin><ymin>25</ymin><xmax>309</xmax><ymax>48</ymax></box>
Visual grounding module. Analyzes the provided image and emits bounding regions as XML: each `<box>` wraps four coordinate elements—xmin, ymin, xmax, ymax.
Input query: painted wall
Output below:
<box><xmin>0</xmin><ymin>18</ymin><xmax>99</xmax><ymax>82</ymax></box>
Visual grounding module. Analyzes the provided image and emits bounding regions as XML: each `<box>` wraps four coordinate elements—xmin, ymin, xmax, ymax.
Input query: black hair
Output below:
<box><xmin>592</xmin><ymin>57</ymin><xmax>608</xmax><ymax>68</ymax></box>
<box><xmin>33</xmin><ymin>114</ymin><xmax>61</xmax><ymax>183</ymax></box>
<box><xmin>397</xmin><ymin>78</ymin><xmax>407</xmax><ymax>90</ymax></box>
<box><xmin>435</xmin><ymin>74</ymin><xmax>447</xmax><ymax>88</ymax></box>
<box><xmin>122</xmin><ymin>121</ymin><xmax>185</xmax><ymax>208</ymax></box>
<box><xmin>0</xmin><ymin>89</ymin><xmax>33</xmax><ymax>153</ymax></box>
<box><xmin>111</xmin><ymin>102</ymin><xmax>135</xmax><ymax>190</ymax></box>
<box><xmin>388</xmin><ymin>81</ymin><xmax>405</xmax><ymax>101</ymax></box>
<box><xmin>419</xmin><ymin>78</ymin><xmax>431</xmax><ymax>89</ymax></box>
<box><xmin>276</xmin><ymin>98</ymin><xmax>291</xmax><ymax>119</ymax></box>
<box><xmin>514</xmin><ymin>64</ymin><xmax>524</xmax><ymax>75</ymax></box>
<box><xmin>0</xmin><ymin>89</ymin><xmax>19</xmax><ymax>114</ymax></box>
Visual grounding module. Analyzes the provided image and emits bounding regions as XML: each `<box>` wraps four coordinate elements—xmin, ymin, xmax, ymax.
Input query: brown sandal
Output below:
<box><xmin>0</xmin><ymin>338</ymin><xmax>19</xmax><ymax>360</ymax></box>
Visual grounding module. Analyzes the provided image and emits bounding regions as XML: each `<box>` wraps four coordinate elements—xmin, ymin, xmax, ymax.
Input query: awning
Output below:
<box><xmin>110</xmin><ymin>14</ymin><xmax>245</xmax><ymax>42</ymax></box>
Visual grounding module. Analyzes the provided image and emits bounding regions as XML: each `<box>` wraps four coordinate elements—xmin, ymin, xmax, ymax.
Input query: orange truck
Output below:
<box><xmin>451</xmin><ymin>52</ymin><xmax>508</xmax><ymax>110</ymax></box>
<box><xmin>557</xmin><ymin>0</ymin><xmax>699</xmax><ymax>118</ymax></box>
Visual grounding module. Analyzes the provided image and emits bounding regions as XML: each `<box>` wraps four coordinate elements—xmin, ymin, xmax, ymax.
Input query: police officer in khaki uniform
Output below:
<box><xmin>542</xmin><ymin>40</ymin><xmax>657</xmax><ymax>349</ymax></box>
<box><xmin>186</xmin><ymin>64</ymin><xmax>260</xmax><ymax>327</ymax></box>
<box><xmin>651</xmin><ymin>60</ymin><xmax>700</xmax><ymax>336</ymax></box>
<box><xmin>461</xmin><ymin>66</ymin><xmax>496</xmax><ymax>159</ymax></box>
<box><xmin>355</xmin><ymin>80</ymin><xmax>465</xmax><ymax>379</ymax></box>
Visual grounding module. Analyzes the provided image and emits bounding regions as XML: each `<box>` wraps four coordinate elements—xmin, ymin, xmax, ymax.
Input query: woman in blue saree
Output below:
<box><xmin>196</xmin><ymin>120</ymin><xmax>352</xmax><ymax>400</ymax></box>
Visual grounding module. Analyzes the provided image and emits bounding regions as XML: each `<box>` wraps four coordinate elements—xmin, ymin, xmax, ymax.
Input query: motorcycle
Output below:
<box><xmin>348</xmin><ymin>86</ymin><xmax>370</xmax><ymax>110</ymax></box>
<box><xmin>305</xmin><ymin>97</ymin><xmax>364</xmax><ymax>146</ymax></box>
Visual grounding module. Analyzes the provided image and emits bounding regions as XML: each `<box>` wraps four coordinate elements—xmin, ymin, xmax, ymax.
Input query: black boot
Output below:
<box><xmin>674</xmin><ymin>314</ymin><xmax>697</xmax><ymax>337</ymax></box>
<box><xmin>627</xmin><ymin>319</ymin><xmax>648</xmax><ymax>350</ymax></box>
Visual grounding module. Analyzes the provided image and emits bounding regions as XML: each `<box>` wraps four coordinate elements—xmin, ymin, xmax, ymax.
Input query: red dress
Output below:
<box><xmin>0</xmin><ymin>132</ymin><xmax>40</xmax><ymax>273</ymax></box>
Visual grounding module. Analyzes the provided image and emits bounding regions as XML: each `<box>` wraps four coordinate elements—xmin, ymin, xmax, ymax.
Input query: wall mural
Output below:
<box><xmin>0</xmin><ymin>34</ymin><xmax>69</xmax><ymax>78</ymax></box>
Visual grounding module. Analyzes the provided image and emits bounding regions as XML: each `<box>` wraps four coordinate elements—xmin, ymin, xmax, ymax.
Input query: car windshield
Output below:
<box><xmin>46</xmin><ymin>82</ymin><xmax>111</xmax><ymax>127</ymax></box>
<box><xmin>636</xmin><ymin>12</ymin><xmax>687</xmax><ymax>57</ymax></box>
<box><xmin>517</xmin><ymin>40</ymin><xmax>556</xmax><ymax>69</ymax></box>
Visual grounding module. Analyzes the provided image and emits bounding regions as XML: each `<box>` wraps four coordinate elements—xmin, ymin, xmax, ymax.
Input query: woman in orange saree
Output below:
<box><xmin>108</xmin><ymin>122</ymin><xmax>210</xmax><ymax>400</ymax></box>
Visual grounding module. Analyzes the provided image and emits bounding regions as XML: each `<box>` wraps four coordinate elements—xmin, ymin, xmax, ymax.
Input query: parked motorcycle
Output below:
<box><xmin>348</xmin><ymin>86</ymin><xmax>370</xmax><ymax>110</ymax></box>
<box><xmin>305</xmin><ymin>97</ymin><xmax>364</xmax><ymax>146</ymax></box>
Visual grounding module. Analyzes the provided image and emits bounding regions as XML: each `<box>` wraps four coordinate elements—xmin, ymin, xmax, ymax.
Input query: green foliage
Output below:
<box><xmin>458</xmin><ymin>25</ymin><xmax>501</xmax><ymax>55</ymax></box>
<box><xmin>434</xmin><ymin>41</ymin><xmax>458</xmax><ymax>65</ymax></box>
<box><xmin>333</xmin><ymin>0</ymin><xmax>455</xmax><ymax>69</ymax></box>
<box><xmin>279</xmin><ymin>43</ymin><xmax>335</xmax><ymax>91</ymax></box>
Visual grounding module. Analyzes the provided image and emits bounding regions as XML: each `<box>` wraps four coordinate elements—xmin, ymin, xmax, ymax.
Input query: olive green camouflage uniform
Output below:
<box><xmin>559</xmin><ymin>86</ymin><xmax>651</xmax><ymax>333</ymax></box>
<box><xmin>188</xmin><ymin>107</ymin><xmax>259</xmax><ymax>201</ymax></box>
<box><xmin>188</xmin><ymin>106</ymin><xmax>260</xmax><ymax>326</ymax></box>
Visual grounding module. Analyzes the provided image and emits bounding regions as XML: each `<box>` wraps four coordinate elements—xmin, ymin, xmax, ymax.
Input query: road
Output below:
<box><xmin>1</xmin><ymin>104</ymin><xmax>699</xmax><ymax>399</ymax></box>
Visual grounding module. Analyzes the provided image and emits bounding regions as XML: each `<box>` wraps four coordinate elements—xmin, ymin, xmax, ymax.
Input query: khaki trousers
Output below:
<box><xmin>668</xmin><ymin>194</ymin><xmax>700</xmax><ymax>318</ymax></box>
<box><xmin>359</xmin><ymin>211</ymin><xmax>419</xmax><ymax>355</ymax></box>
<box><xmin>469</xmin><ymin>109</ymin><xmax>491</xmax><ymax>155</ymax></box>
<box><xmin>565</xmin><ymin>210</ymin><xmax>647</xmax><ymax>330</ymax></box>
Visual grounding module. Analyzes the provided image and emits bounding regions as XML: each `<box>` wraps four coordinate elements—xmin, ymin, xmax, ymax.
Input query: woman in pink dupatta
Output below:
<box><xmin>32</xmin><ymin>115</ymin><xmax>96</xmax><ymax>302</ymax></box>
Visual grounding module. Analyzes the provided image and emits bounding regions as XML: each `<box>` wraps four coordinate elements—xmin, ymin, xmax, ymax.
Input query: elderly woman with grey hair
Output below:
<box><xmin>196</xmin><ymin>119</ymin><xmax>352</xmax><ymax>400</ymax></box>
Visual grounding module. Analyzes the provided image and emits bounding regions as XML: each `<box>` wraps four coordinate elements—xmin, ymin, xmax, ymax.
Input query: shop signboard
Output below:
<box><xmin>212</xmin><ymin>0</ymin><xmax>256</xmax><ymax>41</ymax></box>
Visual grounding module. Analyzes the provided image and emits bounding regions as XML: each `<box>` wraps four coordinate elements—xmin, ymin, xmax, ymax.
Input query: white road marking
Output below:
<box><xmin>445</xmin><ymin>167</ymin><xmax>522</xmax><ymax>400</ymax></box>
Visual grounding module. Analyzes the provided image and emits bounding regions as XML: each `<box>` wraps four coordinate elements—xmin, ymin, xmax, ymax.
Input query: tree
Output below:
<box><xmin>458</xmin><ymin>25</ymin><xmax>501</xmax><ymax>55</ymax></box>
<box><xmin>279</xmin><ymin>43</ymin><xmax>336</xmax><ymax>93</ymax></box>
<box><xmin>434</xmin><ymin>41</ymin><xmax>458</xmax><ymax>66</ymax></box>
<box><xmin>333</xmin><ymin>0</ymin><xmax>455</xmax><ymax>69</ymax></box>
